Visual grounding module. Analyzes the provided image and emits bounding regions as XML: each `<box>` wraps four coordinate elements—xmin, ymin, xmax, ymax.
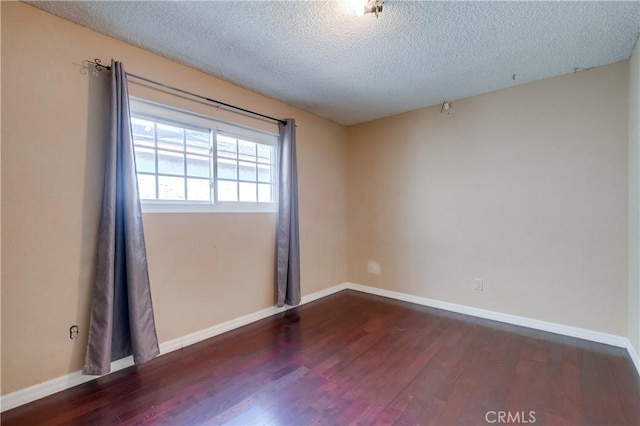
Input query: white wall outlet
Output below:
<box><xmin>367</xmin><ymin>260</ymin><xmax>382</xmax><ymax>276</ymax></box>
<box><xmin>474</xmin><ymin>278</ymin><xmax>484</xmax><ymax>291</ymax></box>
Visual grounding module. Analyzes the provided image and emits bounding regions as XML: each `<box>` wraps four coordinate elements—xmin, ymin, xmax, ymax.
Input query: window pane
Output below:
<box><xmin>137</xmin><ymin>174</ymin><xmax>156</xmax><ymax>199</ymax></box>
<box><xmin>217</xmin><ymin>159</ymin><xmax>237</xmax><ymax>180</ymax></box>
<box><xmin>158</xmin><ymin>151</ymin><xmax>185</xmax><ymax>176</ymax></box>
<box><xmin>258</xmin><ymin>183</ymin><xmax>272</xmax><ymax>202</ymax></box>
<box><xmin>187</xmin><ymin>154</ymin><xmax>209</xmax><ymax>178</ymax></box>
<box><xmin>239</xmin><ymin>161</ymin><xmax>256</xmax><ymax>182</ymax></box>
<box><xmin>187</xmin><ymin>178</ymin><xmax>210</xmax><ymax>201</ymax></box>
<box><xmin>239</xmin><ymin>182</ymin><xmax>257</xmax><ymax>202</ymax></box>
<box><xmin>130</xmin><ymin>101</ymin><xmax>279</xmax><ymax>208</ymax></box>
<box><xmin>131</xmin><ymin>118</ymin><xmax>155</xmax><ymax>148</ymax></box>
<box><xmin>217</xmin><ymin>135</ymin><xmax>237</xmax><ymax>159</ymax></box>
<box><xmin>157</xmin><ymin>123</ymin><xmax>184</xmax><ymax>151</ymax></box>
<box><xmin>257</xmin><ymin>164</ymin><xmax>271</xmax><ymax>183</ymax></box>
<box><xmin>238</xmin><ymin>140</ymin><xmax>256</xmax><ymax>161</ymax></box>
<box><xmin>218</xmin><ymin>180</ymin><xmax>238</xmax><ymax>201</ymax></box>
<box><xmin>158</xmin><ymin>176</ymin><xmax>185</xmax><ymax>200</ymax></box>
<box><xmin>257</xmin><ymin>144</ymin><xmax>272</xmax><ymax>164</ymax></box>
<box><xmin>186</xmin><ymin>129</ymin><xmax>209</xmax><ymax>155</ymax></box>
<box><xmin>134</xmin><ymin>147</ymin><xmax>155</xmax><ymax>173</ymax></box>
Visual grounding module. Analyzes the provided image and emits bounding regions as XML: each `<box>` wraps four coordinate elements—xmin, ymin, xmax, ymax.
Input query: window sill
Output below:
<box><xmin>140</xmin><ymin>201</ymin><xmax>278</xmax><ymax>214</ymax></box>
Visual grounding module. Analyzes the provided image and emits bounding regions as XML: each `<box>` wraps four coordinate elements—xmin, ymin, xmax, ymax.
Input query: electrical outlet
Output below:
<box><xmin>367</xmin><ymin>260</ymin><xmax>382</xmax><ymax>276</ymax></box>
<box><xmin>474</xmin><ymin>278</ymin><xmax>484</xmax><ymax>291</ymax></box>
<box><xmin>70</xmin><ymin>325</ymin><xmax>79</xmax><ymax>340</ymax></box>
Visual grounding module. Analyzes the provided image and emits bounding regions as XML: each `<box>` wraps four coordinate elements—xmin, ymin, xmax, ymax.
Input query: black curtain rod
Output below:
<box><xmin>87</xmin><ymin>59</ymin><xmax>287</xmax><ymax>126</ymax></box>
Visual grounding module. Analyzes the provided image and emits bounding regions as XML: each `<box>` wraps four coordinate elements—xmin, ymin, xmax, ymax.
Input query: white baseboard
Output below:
<box><xmin>346</xmin><ymin>282</ymin><xmax>640</xmax><ymax>376</ymax></box>
<box><xmin>0</xmin><ymin>282</ymin><xmax>348</xmax><ymax>412</ymax></box>
<box><xmin>347</xmin><ymin>282</ymin><xmax>640</xmax><ymax>375</ymax></box>
<box><xmin>161</xmin><ymin>282</ymin><xmax>348</xmax><ymax>353</ymax></box>
<box><xmin>0</xmin><ymin>355</ymin><xmax>137</xmax><ymax>413</ymax></box>
<box><xmin>345</xmin><ymin>282</ymin><xmax>629</xmax><ymax>348</ymax></box>
<box><xmin>627</xmin><ymin>340</ymin><xmax>640</xmax><ymax>376</ymax></box>
<box><xmin>2</xmin><ymin>280</ymin><xmax>637</xmax><ymax>412</ymax></box>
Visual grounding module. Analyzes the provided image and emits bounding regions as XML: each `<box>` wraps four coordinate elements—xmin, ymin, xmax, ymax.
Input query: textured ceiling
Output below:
<box><xmin>28</xmin><ymin>1</ymin><xmax>640</xmax><ymax>125</ymax></box>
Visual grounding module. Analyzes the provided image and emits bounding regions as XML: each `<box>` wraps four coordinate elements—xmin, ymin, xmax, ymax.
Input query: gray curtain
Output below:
<box><xmin>276</xmin><ymin>119</ymin><xmax>301</xmax><ymax>307</ymax></box>
<box><xmin>83</xmin><ymin>60</ymin><xmax>160</xmax><ymax>376</ymax></box>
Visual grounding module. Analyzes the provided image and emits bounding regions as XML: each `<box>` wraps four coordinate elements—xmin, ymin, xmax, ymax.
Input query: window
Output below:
<box><xmin>130</xmin><ymin>98</ymin><xmax>278</xmax><ymax>213</ymax></box>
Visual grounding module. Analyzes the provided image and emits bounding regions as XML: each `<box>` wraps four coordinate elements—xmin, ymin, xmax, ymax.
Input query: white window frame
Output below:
<box><xmin>130</xmin><ymin>97</ymin><xmax>279</xmax><ymax>214</ymax></box>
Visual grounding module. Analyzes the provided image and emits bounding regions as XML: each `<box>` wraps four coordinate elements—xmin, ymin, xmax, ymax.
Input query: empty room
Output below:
<box><xmin>2</xmin><ymin>1</ymin><xmax>640</xmax><ymax>424</ymax></box>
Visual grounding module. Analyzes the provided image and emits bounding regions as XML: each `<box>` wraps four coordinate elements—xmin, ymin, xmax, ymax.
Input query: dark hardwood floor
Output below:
<box><xmin>3</xmin><ymin>290</ymin><xmax>639</xmax><ymax>425</ymax></box>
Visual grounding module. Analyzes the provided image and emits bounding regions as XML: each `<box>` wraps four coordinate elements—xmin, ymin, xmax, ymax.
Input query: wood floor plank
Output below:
<box><xmin>2</xmin><ymin>290</ymin><xmax>638</xmax><ymax>426</ymax></box>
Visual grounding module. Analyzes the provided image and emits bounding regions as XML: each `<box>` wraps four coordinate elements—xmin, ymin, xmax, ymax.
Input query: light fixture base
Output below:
<box><xmin>355</xmin><ymin>0</ymin><xmax>384</xmax><ymax>18</ymax></box>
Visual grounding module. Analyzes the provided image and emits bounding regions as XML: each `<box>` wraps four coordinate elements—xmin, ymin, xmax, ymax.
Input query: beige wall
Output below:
<box><xmin>1</xmin><ymin>2</ymin><xmax>348</xmax><ymax>394</ymax></box>
<box><xmin>347</xmin><ymin>61</ymin><xmax>629</xmax><ymax>336</ymax></box>
<box><xmin>629</xmin><ymin>36</ymin><xmax>640</xmax><ymax>356</ymax></box>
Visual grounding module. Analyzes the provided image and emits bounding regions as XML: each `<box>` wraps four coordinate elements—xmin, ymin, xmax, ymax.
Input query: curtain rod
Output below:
<box><xmin>86</xmin><ymin>59</ymin><xmax>287</xmax><ymax>126</ymax></box>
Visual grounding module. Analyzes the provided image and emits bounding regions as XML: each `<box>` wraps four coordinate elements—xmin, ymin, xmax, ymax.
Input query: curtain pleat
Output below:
<box><xmin>83</xmin><ymin>60</ymin><xmax>160</xmax><ymax>375</ymax></box>
<box><xmin>276</xmin><ymin>119</ymin><xmax>301</xmax><ymax>307</ymax></box>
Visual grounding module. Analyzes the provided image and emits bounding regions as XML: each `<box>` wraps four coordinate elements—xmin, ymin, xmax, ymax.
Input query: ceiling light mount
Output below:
<box><xmin>354</xmin><ymin>0</ymin><xmax>383</xmax><ymax>18</ymax></box>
